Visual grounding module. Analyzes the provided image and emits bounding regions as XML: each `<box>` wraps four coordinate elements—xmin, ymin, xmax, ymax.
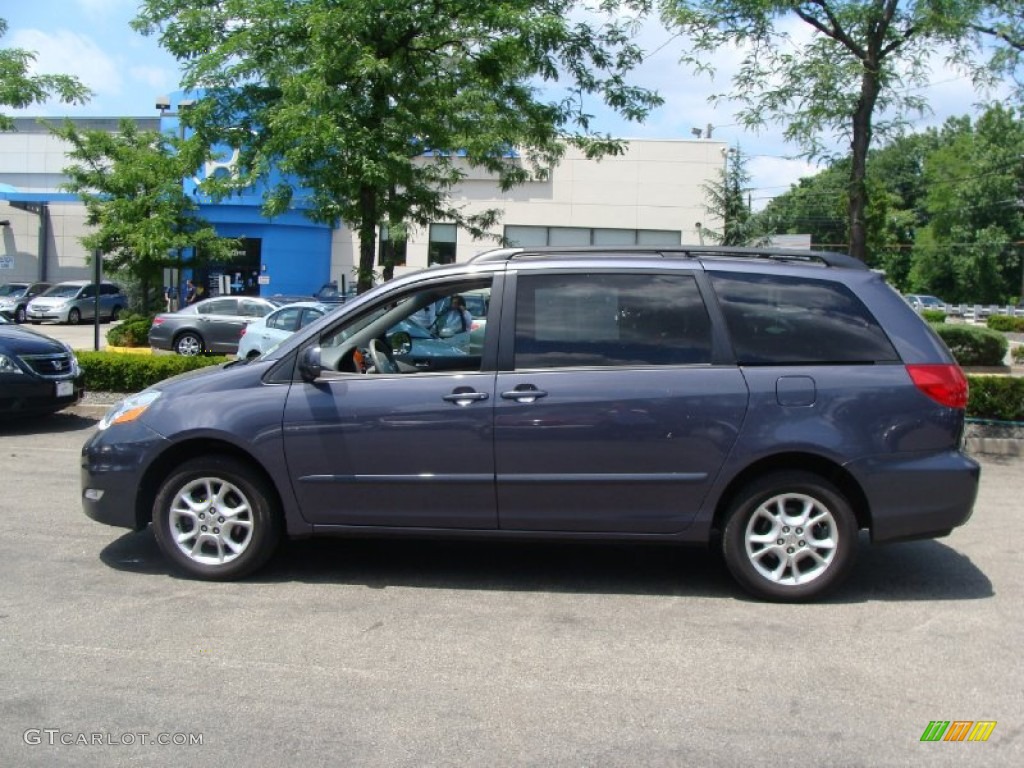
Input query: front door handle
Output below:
<box><xmin>442</xmin><ymin>388</ymin><xmax>489</xmax><ymax>407</ymax></box>
<box><xmin>500</xmin><ymin>385</ymin><xmax>548</xmax><ymax>404</ymax></box>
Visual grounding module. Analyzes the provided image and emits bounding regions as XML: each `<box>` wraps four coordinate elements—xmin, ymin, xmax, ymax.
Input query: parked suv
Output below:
<box><xmin>26</xmin><ymin>280</ymin><xmax>125</xmax><ymax>325</ymax></box>
<box><xmin>81</xmin><ymin>246</ymin><xmax>979</xmax><ymax>601</ymax></box>
<box><xmin>0</xmin><ymin>281</ymin><xmax>51</xmax><ymax>323</ymax></box>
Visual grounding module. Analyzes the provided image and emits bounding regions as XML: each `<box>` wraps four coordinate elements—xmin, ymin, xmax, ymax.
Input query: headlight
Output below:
<box><xmin>0</xmin><ymin>354</ymin><xmax>25</xmax><ymax>374</ymax></box>
<box><xmin>98</xmin><ymin>390</ymin><xmax>161</xmax><ymax>430</ymax></box>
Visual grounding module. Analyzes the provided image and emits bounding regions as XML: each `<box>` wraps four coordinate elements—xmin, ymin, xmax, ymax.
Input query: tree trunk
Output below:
<box><xmin>357</xmin><ymin>184</ymin><xmax>377</xmax><ymax>293</ymax></box>
<box><xmin>848</xmin><ymin>68</ymin><xmax>882</xmax><ymax>262</ymax></box>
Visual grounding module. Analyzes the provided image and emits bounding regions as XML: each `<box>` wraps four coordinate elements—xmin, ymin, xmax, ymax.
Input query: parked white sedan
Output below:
<box><xmin>236</xmin><ymin>302</ymin><xmax>330</xmax><ymax>359</ymax></box>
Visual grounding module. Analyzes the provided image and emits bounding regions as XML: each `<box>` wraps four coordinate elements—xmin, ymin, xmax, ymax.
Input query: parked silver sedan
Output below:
<box><xmin>149</xmin><ymin>296</ymin><xmax>288</xmax><ymax>356</ymax></box>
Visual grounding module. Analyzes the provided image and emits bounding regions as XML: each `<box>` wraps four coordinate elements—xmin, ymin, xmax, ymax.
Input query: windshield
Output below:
<box><xmin>0</xmin><ymin>284</ymin><xmax>27</xmax><ymax>297</ymax></box>
<box><xmin>41</xmin><ymin>284</ymin><xmax>84</xmax><ymax>299</ymax></box>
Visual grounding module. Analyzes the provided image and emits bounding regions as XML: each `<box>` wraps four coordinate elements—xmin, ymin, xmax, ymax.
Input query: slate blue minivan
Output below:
<box><xmin>81</xmin><ymin>246</ymin><xmax>979</xmax><ymax>601</ymax></box>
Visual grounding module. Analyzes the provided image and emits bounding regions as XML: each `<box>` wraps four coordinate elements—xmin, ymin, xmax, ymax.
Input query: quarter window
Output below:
<box><xmin>709</xmin><ymin>272</ymin><xmax>900</xmax><ymax>364</ymax></box>
<box><xmin>513</xmin><ymin>273</ymin><xmax>712</xmax><ymax>369</ymax></box>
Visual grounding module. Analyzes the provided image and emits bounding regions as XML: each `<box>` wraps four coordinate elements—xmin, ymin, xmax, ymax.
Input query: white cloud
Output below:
<box><xmin>130</xmin><ymin>65</ymin><xmax>175</xmax><ymax>91</ymax></box>
<box><xmin>9</xmin><ymin>28</ymin><xmax>123</xmax><ymax>112</ymax></box>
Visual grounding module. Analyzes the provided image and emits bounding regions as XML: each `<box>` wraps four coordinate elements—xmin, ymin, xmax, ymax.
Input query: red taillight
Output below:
<box><xmin>151</xmin><ymin>317</ymin><xmax>164</xmax><ymax>327</ymax></box>
<box><xmin>239</xmin><ymin>327</ymin><xmax>247</xmax><ymax>338</ymax></box>
<box><xmin>906</xmin><ymin>364</ymin><xmax>969</xmax><ymax>409</ymax></box>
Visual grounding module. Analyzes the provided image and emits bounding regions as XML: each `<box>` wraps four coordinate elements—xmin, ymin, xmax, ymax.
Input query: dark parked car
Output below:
<box><xmin>0</xmin><ymin>315</ymin><xmax>83</xmax><ymax>418</ymax></box>
<box><xmin>0</xmin><ymin>281</ymin><xmax>51</xmax><ymax>323</ymax></box>
<box><xmin>149</xmin><ymin>296</ymin><xmax>289</xmax><ymax>356</ymax></box>
<box><xmin>82</xmin><ymin>246</ymin><xmax>979</xmax><ymax>601</ymax></box>
<box><xmin>25</xmin><ymin>280</ymin><xmax>126</xmax><ymax>325</ymax></box>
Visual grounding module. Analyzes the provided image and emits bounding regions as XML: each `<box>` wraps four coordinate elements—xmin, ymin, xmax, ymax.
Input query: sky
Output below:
<box><xmin>2</xmin><ymin>0</ymin><xmax>1011</xmax><ymax>210</ymax></box>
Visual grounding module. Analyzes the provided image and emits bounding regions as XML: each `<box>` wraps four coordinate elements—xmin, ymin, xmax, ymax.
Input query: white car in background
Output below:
<box><xmin>236</xmin><ymin>302</ymin><xmax>330</xmax><ymax>359</ymax></box>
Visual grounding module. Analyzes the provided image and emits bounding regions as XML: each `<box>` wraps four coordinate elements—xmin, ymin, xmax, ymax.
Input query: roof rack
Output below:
<box><xmin>469</xmin><ymin>245</ymin><xmax>867</xmax><ymax>270</ymax></box>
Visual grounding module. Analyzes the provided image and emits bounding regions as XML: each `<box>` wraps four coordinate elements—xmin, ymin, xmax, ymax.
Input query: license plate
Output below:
<box><xmin>56</xmin><ymin>380</ymin><xmax>74</xmax><ymax>397</ymax></box>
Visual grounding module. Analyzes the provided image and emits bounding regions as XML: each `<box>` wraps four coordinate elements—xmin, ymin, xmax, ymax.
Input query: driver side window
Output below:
<box><xmin>318</xmin><ymin>277</ymin><xmax>493</xmax><ymax>375</ymax></box>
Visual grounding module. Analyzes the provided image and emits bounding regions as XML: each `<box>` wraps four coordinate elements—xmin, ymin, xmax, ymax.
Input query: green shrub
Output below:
<box><xmin>77</xmin><ymin>351</ymin><xmax>230</xmax><ymax>392</ymax></box>
<box><xmin>986</xmin><ymin>315</ymin><xmax>1024</xmax><ymax>333</ymax></box>
<box><xmin>1013</xmin><ymin>346</ymin><xmax>1024</xmax><ymax>364</ymax></box>
<box><xmin>966</xmin><ymin>375</ymin><xmax>1024</xmax><ymax>422</ymax></box>
<box><xmin>105</xmin><ymin>312</ymin><xmax>157</xmax><ymax>347</ymax></box>
<box><xmin>931</xmin><ymin>323</ymin><xmax>1008</xmax><ymax>367</ymax></box>
<box><xmin>921</xmin><ymin>309</ymin><xmax>946</xmax><ymax>324</ymax></box>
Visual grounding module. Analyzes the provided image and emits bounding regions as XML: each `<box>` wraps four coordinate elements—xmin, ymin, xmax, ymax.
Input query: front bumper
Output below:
<box><xmin>0</xmin><ymin>373</ymin><xmax>83</xmax><ymax>417</ymax></box>
<box><xmin>26</xmin><ymin>308</ymin><xmax>68</xmax><ymax>323</ymax></box>
<box><xmin>81</xmin><ymin>419</ymin><xmax>168</xmax><ymax>530</ymax></box>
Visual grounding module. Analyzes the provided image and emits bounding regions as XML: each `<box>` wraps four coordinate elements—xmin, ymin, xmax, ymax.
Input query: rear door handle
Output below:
<box><xmin>442</xmin><ymin>389</ymin><xmax>489</xmax><ymax>406</ymax></box>
<box><xmin>500</xmin><ymin>386</ymin><xmax>548</xmax><ymax>404</ymax></box>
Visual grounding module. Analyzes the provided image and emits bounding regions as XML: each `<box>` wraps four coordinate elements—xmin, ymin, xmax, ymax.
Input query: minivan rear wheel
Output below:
<box><xmin>152</xmin><ymin>456</ymin><xmax>281</xmax><ymax>580</ymax></box>
<box><xmin>722</xmin><ymin>471</ymin><xmax>857</xmax><ymax>602</ymax></box>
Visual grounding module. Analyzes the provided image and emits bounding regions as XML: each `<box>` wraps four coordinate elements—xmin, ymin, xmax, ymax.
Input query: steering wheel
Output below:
<box><xmin>368</xmin><ymin>338</ymin><xmax>400</xmax><ymax>374</ymax></box>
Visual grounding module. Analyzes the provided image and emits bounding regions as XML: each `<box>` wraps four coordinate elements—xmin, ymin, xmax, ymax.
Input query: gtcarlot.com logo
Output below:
<box><xmin>920</xmin><ymin>720</ymin><xmax>997</xmax><ymax>742</ymax></box>
<box><xmin>24</xmin><ymin>729</ymin><xmax>203</xmax><ymax>747</ymax></box>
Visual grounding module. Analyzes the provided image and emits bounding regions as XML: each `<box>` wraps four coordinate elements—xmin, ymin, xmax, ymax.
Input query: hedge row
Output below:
<box><xmin>77</xmin><ymin>351</ymin><xmax>230</xmax><ymax>393</ymax></box>
<box><xmin>75</xmin><ymin>350</ymin><xmax>1024</xmax><ymax>423</ymax></box>
<box><xmin>930</xmin><ymin>323</ymin><xmax>1008</xmax><ymax>367</ymax></box>
<box><xmin>986</xmin><ymin>315</ymin><xmax>1024</xmax><ymax>333</ymax></box>
<box><xmin>966</xmin><ymin>375</ymin><xmax>1024</xmax><ymax>422</ymax></box>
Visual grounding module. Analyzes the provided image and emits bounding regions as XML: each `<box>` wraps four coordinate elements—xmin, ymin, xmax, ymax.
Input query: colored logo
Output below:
<box><xmin>920</xmin><ymin>721</ymin><xmax>997</xmax><ymax>742</ymax></box>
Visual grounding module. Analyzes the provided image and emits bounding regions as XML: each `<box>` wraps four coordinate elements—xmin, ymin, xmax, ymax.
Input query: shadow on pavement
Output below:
<box><xmin>98</xmin><ymin>527</ymin><xmax>992</xmax><ymax>602</ymax></box>
<box><xmin>0</xmin><ymin>409</ymin><xmax>98</xmax><ymax>435</ymax></box>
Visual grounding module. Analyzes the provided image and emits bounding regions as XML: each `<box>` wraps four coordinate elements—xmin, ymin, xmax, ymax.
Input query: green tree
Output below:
<box><xmin>971</xmin><ymin>0</ymin><xmax>1024</xmax><ymax>99</ymax></box>
<box><xmin>133</xmin><ymin>0</ymin><xmax>662</xmax><ymax>292</ymax></box>
<box><xmin>0</xmin><ymin>18</ymin><xmax>90</xmax><ymax>130</ymax></box>
<box><xmin>660</xmin><ymin>1</ymin><xmax>992</xmax><ymax>263</ymax></box>
<box><xmin>910</xmin><ymin>105</ymin><xmax>1024</xmax><ymax>303</ymax></box>
<box><xmin>701</xmin><ymin>146</ymin><xmax>766</xmax><ymax>245</ymax></box>
<box><xmin>54</xmin><ymin>119</ymin><xmax>239</xmax><ymax>311</ymax></box>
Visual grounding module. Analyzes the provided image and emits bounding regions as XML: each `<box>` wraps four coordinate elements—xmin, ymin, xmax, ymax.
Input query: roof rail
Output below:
<box><xmin>469</xmin><ymin>245</ymin><xmax>867</xmax><ymax>270</ymax></box>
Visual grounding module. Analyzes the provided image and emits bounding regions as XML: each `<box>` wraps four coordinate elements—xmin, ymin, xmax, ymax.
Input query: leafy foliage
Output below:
<box><xmin>105</xmin><ymin>313</ymin><xmax>158</xmax><ymax>347</ymax></box>
<box><xmin>987</xmin><ymin>315</ymin><xmax>1024</xmax><ymax>333</ymax></box>
<box><xmin>757</xmin><ymin>104</ymin><xmax>1024</xmax><ymax>303</ymax></box>
<box><xmin>132</xmin><ymin>0</ymin><xmax>662</xmax><ymax>291</ymax></box>
<box><xmin>54</xmin><ymin>119</ymin><xmax>240</xmax><ymax>311</ymax></box>
<box><xmin>660</xmin><ymin>1</ymin><xmax>997</xmax><ymax>263</ymax></box>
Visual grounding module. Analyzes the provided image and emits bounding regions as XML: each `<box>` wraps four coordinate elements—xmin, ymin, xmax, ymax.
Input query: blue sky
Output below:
<box><xmin>3</xmin><ymin>0</ymin><xmax>1009</xmax><ymax>208</ymax></box>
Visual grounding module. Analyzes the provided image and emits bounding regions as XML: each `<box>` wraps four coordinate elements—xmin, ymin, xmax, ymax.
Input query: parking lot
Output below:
<box><xmin>0</xmin><ymin>407</ymin><xmax>1021</xmax><ymax>767</ymax></box>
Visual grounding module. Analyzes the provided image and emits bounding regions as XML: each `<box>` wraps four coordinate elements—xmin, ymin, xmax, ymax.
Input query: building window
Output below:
<box><xmin>378</xmin><ymin>226</ymin><xmax>407</xmax><ymax>267</ymax></box>
<box><xmin>428</xmin><ymin>223</ymin><xmax>458</xmax><ymax>265</ymax></box>
<box><xmin>504</xmin><ymin>225</ymin><xmax>680</xmax><ymax>247</ymax></box>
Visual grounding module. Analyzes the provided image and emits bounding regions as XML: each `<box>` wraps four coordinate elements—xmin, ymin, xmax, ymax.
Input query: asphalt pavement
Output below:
<box><xmin>0</xmin><ymin>412</ymin><xmax>1021</xmax><ymax>767</ymax></box>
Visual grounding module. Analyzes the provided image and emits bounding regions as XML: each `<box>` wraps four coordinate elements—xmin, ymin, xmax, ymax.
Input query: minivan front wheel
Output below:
<box><xmin>722</xmin><ymin>472</ymin><xmax>857</xmax><ymax>602</ymax></box>
<box><xmin>152</xmin><ymin>456</ymin><xmax>281</xmax><ymax>580</ymax></box>
<box><xmin>67</xmin><ymin>307</ymin><xmax>82</xmax><ymax>325</ymax></box>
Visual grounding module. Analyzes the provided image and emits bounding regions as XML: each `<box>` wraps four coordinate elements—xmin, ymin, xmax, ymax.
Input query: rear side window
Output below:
<box><xmin>514</xmin><ymin>273</ymin><xmax>712</xmax><ymax>368</ymax></box>
<box><xmin>268</xmin><ymin>307</ymin><xmax>302</xmax><ymax>331</ymax></box>
<box><xmin>709</xmin><ymin>272</ymin><xmax>899</xmax><ymax>365</ymax></box>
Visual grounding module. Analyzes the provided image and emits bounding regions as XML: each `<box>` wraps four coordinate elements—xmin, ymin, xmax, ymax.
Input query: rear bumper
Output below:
<box><xmin>848</xmin><ymin>451</ymin><xmax>981</xmax><ymax>543</ymax></box>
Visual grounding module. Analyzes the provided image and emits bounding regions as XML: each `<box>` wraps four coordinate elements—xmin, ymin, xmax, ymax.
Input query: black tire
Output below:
<box><xmin>152</xmin><ymin>456</ymin><xmax>282</xmax><ymax>580</ymax></box>
<box><xmin>722</xmin><ymin>471</ymin><xmax>858</xmax><ymax>602</ymax></box>
<box><xmin>14</xmin><ymin>306</ymin><xmax>27</xmax><ymax>323</ymax></box>
<box><xmin>67</xmin><ymin>307</ymin><xmax>82</xmax><ymax>325</ymax></box>
<box><xmin>110</xmin><ymin>305</ymin><xmax>122</xmax><ymax>322</ymax></box>
<box><xmin>174</xmin><ymin>332</ymin><xmax>204</xmax><ymax>356</ymax></box>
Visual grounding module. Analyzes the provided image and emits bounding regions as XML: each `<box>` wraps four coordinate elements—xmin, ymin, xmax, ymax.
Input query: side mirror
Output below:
<box><xmin>388</xmin><ymin>330</ymin><xmax>412</xmax><ymax>356</ymax></box>
<box><xmin>299</xmin><ymin>346</ymin><xmax>323</xmax><ymax>381</ymax></box>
